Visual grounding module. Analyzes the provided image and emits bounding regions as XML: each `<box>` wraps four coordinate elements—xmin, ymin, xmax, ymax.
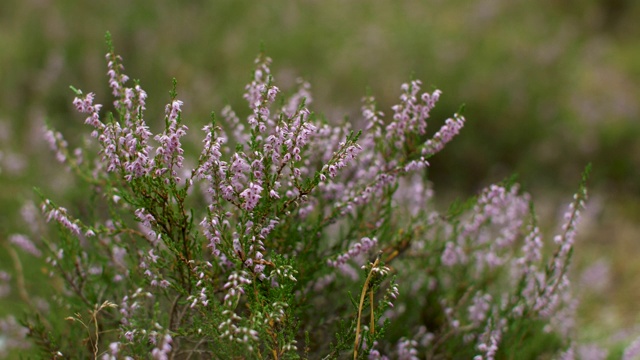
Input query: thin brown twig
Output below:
<box><xmin>354</xmin><ymin>257</ymin><xmax>379</xmax><ymax>360</ymax></box>
<box><xmin>369</xmin><ymin>290</ymin><xmax>375</xmax><ymax>335</ymax></box>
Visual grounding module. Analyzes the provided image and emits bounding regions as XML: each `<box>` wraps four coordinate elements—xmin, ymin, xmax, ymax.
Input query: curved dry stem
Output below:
<box><xmin>354</xmin><ymin>256</ymin><xmax>380</xmax><ymax>359</ymax></box>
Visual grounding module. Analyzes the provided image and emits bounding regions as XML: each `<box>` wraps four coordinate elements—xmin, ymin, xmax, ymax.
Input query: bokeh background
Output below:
<box><xmin>1</xmin><ymin>0</ymin><xmax>639</xmax><ymax>356</ymax></box>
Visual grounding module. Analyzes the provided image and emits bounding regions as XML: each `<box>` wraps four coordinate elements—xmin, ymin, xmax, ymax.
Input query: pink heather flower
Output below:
<box><xmin>8</xmin><ymin>234</ymin><xmax>41</xmax><ymax>257</ymax></box>
<box><xmin>120</xmin><ymin>116</ymin><xmax>154</xmax><ymax>181</ymax></box>
<box><xmin>148</xmin><ymin>249</ymin><xmax>159</xmax><ymax>263</ymax></box>
<box><xmin>441</xmin><ymin>241</ymin><xmax>464</xmax><ymax>267</ymax></box>
<box><xmin>105</xmin><ymin>342</ymin><xmax>120</xmax><ymax>359</ymax></box>
<box><xmin>79</xmin><ymin>54</ymin><xmax>155</xmax><ymax>181</ymax></box>
<box><xmin>579</xmin><ymin>260</ymin><xmax>610</xmax><ymax>293</ymax></box>
<box><xmin>520</xmin><ymin>226</ymin><xmax>543</xmax><ymax>265</ymax></box>
<box><xmin>476</xmin><ymin>326</ymin><xmax>501</xmax><ymax>360</ymax></box>
<box><xmin>258</xmin><ymin>218</ymin><xmax>279</xmax><ymax>239</ymax></box>
<box><xmin>72</xmin><ymin>91</ymin><xmax>136</xmax><ymax>177</ymax></box>
<box><xmin>269</xmin><ymin>189</ymin><xmax>280</xmax><ymax>199</ymax></box>
<box><xmin>43</xmin><ymin>128</ymin><xmax>68</xmax><ymax>163</ymax></box>
<box><xmin>577</xmin><ymin>344</ymin><xmax>608</xmax><ymax>360</ymax></box>
<box><xmin>154</xmin><ymin>100</ymin><xmax>188</xmax><ymax>180</ymax></box>
<box><xmin>552</xmin><ymin>192</ymin><xmax>587</xmax><ymax>272</ymax></box>
<box><xmin>135</xmin><ymin>208</ymin><xmax>161</xmax><ymax>245</ymax></box>
<box><xmin>124</xmin><ymin>331</ymin><xmax>135</xmax><ymax>342</ymax></box>
<box><xmin>396</xmin><ymin>338</ymin><xmax>419</xmax><ymax>360</ymax></box>
<box><xmin>230</xmin><ymin>153</ymin><xmax>250</xmax><ymax>191</ymax></box>
<box><xmin>201</xmin><ymin>216</ymin><xmax>224</xmax><ymax>257</ymax></box>
<box><xmin>422</xmin><ymin>113</ymin><xmax>465</xmax><ymax>156</ymax></box>
<box><xmin>41</xmin><ymin>201</ymin><xmax>81</xmax><ymax>236</ymax></box>
<box><xmin>118</xmin><ymin>84</ymin><xmax>148</xmax><ymax>124</ymax></box>
<box><xmin>327</xmin><ymin>164</ymin><xmax>337</xmax><ymax>178</ymax></box>
<box><xmin>331</xmin><ymin>143</ymin><xmax>362</xmax><ymax>172</ymax></box>
<box><xmin>73</xmin><ymin>92</ymin><xmax>94</xmax><ymax>112</ymax></box>
<box><xmin>328</xmin><ymin>237</ymin><xmax>377</xmax><ymax>267</ymax></box>
<box><xmin>111</xmin><ymin>246</ymin><xmax>127</xmax><ymax>269</ymax></box>
<box><xmin>73</xmin><ymin>92</ymin><xmax>104</xmax><ymax>130</ymax></box>
<box><xmin>368</xmin><ymin>341</ymin><xmax>390</xmax><ymax>360</ymax></box>
<box><xmin>98</xmin><ymin>122</ymin><xmax>123</xmax><ymax>172</ymax></box>
<box><xmin>312</xmin><ymin>273</ymin><xmax>336</xmax><ymax>292</ymax></box>
<box><xmin>193</xmin><ymin>124</ymin><xmax>225</xmax><ymax>181</ymax></box>
<box><xmin>239</xmin><ymin>182</ymin><xmax>263</xmax><ymax>211</ymax></box>
<box><xmin>362</xmin><ymin>96</ymin><xmax>385</xmax><ymax>137</ymax></box>
<box><xmin>223</xmin><ymin>271</ymin><xmax>252</xmax><ymax>307</ymax></box>
<box><xmin>151</xmin><ymin>333</ymin><xmax>173</xmax><ymax>360</ymax></box>
<box><xmin>20</xmin><ymin>202</ymin><xmax>40</xmax><ymax>234</ymax></box>
<box><xmin>135</xmin><ymin>208</ymin><xmax>156</xmax><ymax>227</ymax></box>
<box><xmin>624</xmin><ymin>336</ymin><xmax>640</xmax><ymax>360</ymax></box>
<box><xmin>389</xmin><ymin>284</ymin><xmax>399</xmax><ymax>300</ymax></box>
<box><xmin>243</xmin><ymin>54</ymin><xmax>279</xmax><ymax>134</ymax></box>
<box><xmin>468</xmin><ymin>293</ymin><xmax>492</xmax><ymax>327</ymax></box>
<box><xmin>283</xmin><ymin>78</ymin><xmax>312</xmax><ymax>118</ymax></box>
<box><xmin>0</xmin><ymin>316</ymin><xmax>30</xmax><ymax>354</ymax></box>
<box><xmin>220</xmin><ymin>184</ymin><xmax>235</xmax><ymax>201</ymax></box>
<box><xmin>558</xmin><ymin>346</ymin><xmax>575</xmax><ymax>360</ymax></box>
<box><xmin>221</xmin><ymin>105</ymin><xmax>249</xmax><ymax>145</ymax></box>
<box><xmin>337</xmin><ymin>172</ymin><xmax>397</xmax><ymax>216</ymax></box>
<box><xmin>459</xmin><ymin>185</ymin><xmax>529</xmax><ymax>257</ymax></box>
<box><xmin>385</xmin><ymin>81</ymin><xmax>441</xmax><ymax>149</ymax></box>
<box><xmin>251</xmin><ymin>158</ymin><xmax>265</xmax><ymax>183</ymax></box>
<box><xmin>105</xmin><ymin>52</ymin><xmax>132</xmax><ymax>107</ymax></box>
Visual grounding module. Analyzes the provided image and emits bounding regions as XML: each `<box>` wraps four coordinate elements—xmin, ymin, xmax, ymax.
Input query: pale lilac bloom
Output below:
<box><xmin>579</xmin><ymin>260</ymin><xmax>610</xmax><ymax>293</ymax></box>
<box><xmin>230</xmin><ymin>153</ymin><xmax>251</xmax><ymax>192</ymax></box>
<box><xmin>243</xmin><ymin>55</ymin><xmax>279</xmax><ymax>134</ymax></box>
<box><xmin>577</xmin><ymin>343</ymin><xmax>608</xmax><ymax>360</ymax></box>
<box><xmin>558</xmin><ymin>346</ymin><xmax>575</xmax><ymax>360</ymax></box>
<box><xmin>283</xmin><ymin>78</ymin><xmax>312</xmax><ymax>118</ymax></box>
<box><xmin>201</xmin><ymin>216</ymin><xmax>223</xmax><ymax>256</ymax></box>
<box><xmin>624</xmin><ymin>335</ymin><xmax>640</xmax><ymax>360</ymax></box>
<box><xmin>396</xmin><ymin>338</ymin><xmax>419</xmax><ymax>360</ymax></box>
<box><xmin>193</xmin><ymin>124</ymin><xmax>225</xmax><ymax>182</ymax></box>
<box><xmin>151</xmin><ymin>333</ymin><xmax>172</xmax><ymax>360</ymax></box>
<box><xmin>74</xmin><ymin>53</ymin><xmax>158</xmax><ymax>181</ymax></box>
<box><xmin>422</xmin><ymin>113</ymin><xmax>466</xmax><ymax>156</ymax></box>
<box><xmin>476</xmin><ymin>327</ymin><xmax>501</xmax><ymax>360</ymax></box>
<box><xmin>0</xmin><ymin>316</ymin><xmax>30</xmax><ymax>356</ymax></box>
<box><xmin>368</xmin><ymin>341</ymin><xmax>389</xmax><ymax>360</ymax></box>
<box><xmin>223</xmin><ymin>271</ymin><xmax>252</xmax><ymax>307</ymax></box>
<box><xmin>20</xmin><ymin>201</ymin><xmax>40</xmax><ymax>234</ymax></box>
<box><xmin>468</xmin><ymin>292</ymin><xmax>492</xmax><ymax>327</ymax></box>
<box><xmin>41</xmin><ymin>201</ymin><xmax>81</xmax><ymax>236</ymax></box>
<box><xmin>441</xmin><ymin>241</ymin><xmax>466</xmax><ymax>267</ymax></box>
<box><xmin>154</xmin><ymin>100</ymin><xmax>188</xmax><ymax>181</ymax></box>
<box><xmin>552</xmin><ymin>192</ymin><xmax>587</xmax><ymax>275</ymax></box>
<box><xmin>239</xmin><ymin>182</ymin><xmax>264</xmax><ymax>211</ymax></box>
<box><xmin>328</xmin><ymin>237</ymin><xmax>377</xmax><ymax>267</ymax></box>
<box><xmin>336</xmin><ymin>263</ymin><xmax>360</xmax><ymax>281</ymax></box>
<box><xmin>386</xmin><ymin>81</ymin><xmax>441</xmax><ymax>148</ymax></box>
<box><xmin>43</xmin><ymin>128</ymin><xmax>68</xmax><ymax>163</ymax></box>
<box><xmin>9</xmin><ymin>234</ymin><xmax>41</xmax><ymax>257</ymax></box>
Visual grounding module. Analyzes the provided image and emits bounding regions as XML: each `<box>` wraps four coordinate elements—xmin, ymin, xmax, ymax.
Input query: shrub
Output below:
<box><xmin>5</xmin><ymin>34</ymin><xmax>594</xmax><ymax>359</ymax></box>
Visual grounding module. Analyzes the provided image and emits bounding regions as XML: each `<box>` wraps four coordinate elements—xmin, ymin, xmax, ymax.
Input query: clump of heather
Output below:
<box><xmin>7</xmin><ymin>34</ymin><xmax>595</xmax><ymax>358</ymax></box>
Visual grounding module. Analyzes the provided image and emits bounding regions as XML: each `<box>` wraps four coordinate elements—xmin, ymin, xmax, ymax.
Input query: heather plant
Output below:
<box><xmin>1</xmin><ymin>34</ymin><xmax>603</xmax><ymax>359</ymax></box>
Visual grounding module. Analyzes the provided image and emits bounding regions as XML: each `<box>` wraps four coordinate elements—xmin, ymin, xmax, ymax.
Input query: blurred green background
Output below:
<box><xmin>1</xmin><ymin>0</ymin><xmax>639</xmax><ymax>354</ymax></box>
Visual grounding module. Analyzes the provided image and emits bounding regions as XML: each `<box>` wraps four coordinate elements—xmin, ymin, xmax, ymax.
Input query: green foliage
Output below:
<box><xmin>2</xmin><ymin>38</ymin><xmax>600</xmax><ymax>358</ymax></box>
